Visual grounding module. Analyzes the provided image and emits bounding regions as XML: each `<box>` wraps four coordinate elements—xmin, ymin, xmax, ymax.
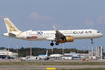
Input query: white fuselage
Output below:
<box><xmin>4</xmin><ymin>29</ymin><xmax>102</xmax><ymax>41</ymax></box>
<box><xmin>3</xmin><ymin>18</ymin><xmax>103</xmax><ymax>46</ymax></box>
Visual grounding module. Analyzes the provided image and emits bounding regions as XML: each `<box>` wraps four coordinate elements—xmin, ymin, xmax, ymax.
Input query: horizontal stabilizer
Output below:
<box><xmin>9</xmin><ymin>33</ymin><xmax>16</xmax><ymax>36</ymax></box>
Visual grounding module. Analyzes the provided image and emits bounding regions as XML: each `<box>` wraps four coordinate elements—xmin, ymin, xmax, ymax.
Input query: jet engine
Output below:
<box><xmin>58</xmin><ymin>36</ymin><xmax>74</xmax><ymax>43</ymax></box>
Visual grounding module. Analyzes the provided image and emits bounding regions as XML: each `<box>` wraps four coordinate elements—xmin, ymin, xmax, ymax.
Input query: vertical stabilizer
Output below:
<box><xmin>46</xmin><ymin>50</ymin><xmax>48</xmax><ymax>56</ymax></box>
<box><xmin>4</xmin><ymin>18</ymin><xmax>21</xmax><ymax>33</ymax></box>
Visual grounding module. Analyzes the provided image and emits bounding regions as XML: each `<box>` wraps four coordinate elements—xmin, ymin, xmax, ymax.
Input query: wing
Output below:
<box><xmin>53</xmin><ymin>25</ymin><xmax>65</xmax><ymax>42</ymax></box>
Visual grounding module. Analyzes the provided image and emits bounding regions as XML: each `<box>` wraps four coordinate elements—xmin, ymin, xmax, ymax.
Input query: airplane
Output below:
<box><xmin>38</xmin><ymin>50</ymin><xmax>48</xmax><ymax>58</ymax></box>
<box><xmin>3</xmin><ymin>18</ymin><xmax>103</xmax><ymax>46</ymax></box>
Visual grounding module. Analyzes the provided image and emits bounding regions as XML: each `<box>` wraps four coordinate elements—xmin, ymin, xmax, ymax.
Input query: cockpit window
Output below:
<box><xmin>97</xmin><ymin>31</ymin><xmax>100</xmax><ymax>33</ymax></box>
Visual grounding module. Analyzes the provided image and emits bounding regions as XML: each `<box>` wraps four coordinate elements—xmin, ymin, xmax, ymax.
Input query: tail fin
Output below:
<box><xmin>4</xmin><ymin>18</ymin><xmax>22</xmax><ymax>36</ymax></box>
<box><xmin>4</xmin><ymin>18</ymin><xmax>21</xmax><ymax>33</ymax></box>
<box><xmin>46</xmin><ymin>50</ymin><xmax>48</xmax><ymax>56</ymax></box>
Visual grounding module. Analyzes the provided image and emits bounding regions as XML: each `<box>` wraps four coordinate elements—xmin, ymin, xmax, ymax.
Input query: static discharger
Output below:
<box><xmin>46</xmin><ymin>68</ymin><xmax>56</xmax><ymax>70</ymax></box>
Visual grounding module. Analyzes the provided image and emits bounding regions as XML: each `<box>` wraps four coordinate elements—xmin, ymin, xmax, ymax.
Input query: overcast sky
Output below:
<box><xmin>0</xmin><ymin>0</ymin><xmax>105</xmax><ymax>51</ymax></box>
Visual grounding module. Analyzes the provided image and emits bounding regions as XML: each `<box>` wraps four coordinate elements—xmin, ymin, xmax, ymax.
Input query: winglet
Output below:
<box><xmin>53</xmin><ymin>25</ymin><xmax>57</xmax><ymax>31</ymax></box>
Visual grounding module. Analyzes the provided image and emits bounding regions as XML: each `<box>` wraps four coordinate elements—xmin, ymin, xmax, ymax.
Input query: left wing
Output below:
<box><xmin>53</xmin><ymin>25</ymin><xmax>66</xmax><ymax>42</ymax></box>
<box><xmin>53</xmin><ymin>25</ymin><xmax>74</xmax><ymax>44</ymax></box>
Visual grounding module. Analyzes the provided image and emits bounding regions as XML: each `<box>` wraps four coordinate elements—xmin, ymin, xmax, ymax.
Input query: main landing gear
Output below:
<box><xmin>50</xmin><ymin>41</ymin><xmax>59</xmax><ymax>46</ymax></box>
<box><xmin>91</xmin><ymin>39</ymin><xmax>93</xmax><ymax>44</ymax></box>
<box><xmin>50</xmin><ymin>41</ymin><xmax>54</xmax><ymax>46</ymax></box>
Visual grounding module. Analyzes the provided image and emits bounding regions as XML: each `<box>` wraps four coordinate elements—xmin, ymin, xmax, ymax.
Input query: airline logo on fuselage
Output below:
<box><xmin>27</xmin><ymin>31</ymin><xmax>43</xmax><ymax>35</ymax></box>
<box><xmin>37</xmin><ymin>31</ymin><xmax>43</xmax><ymax>35</ymax></box>
<box><xmin>73</xmin><ymin>31</ymin><xmax>92</xmax><ymax>34</ymax></box>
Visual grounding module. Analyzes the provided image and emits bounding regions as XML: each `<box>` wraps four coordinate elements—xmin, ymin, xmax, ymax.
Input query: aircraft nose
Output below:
<box><xmin>100</xmin><ymin>33</ymin><xmax>103</xmax><ymax>37</ymax></box>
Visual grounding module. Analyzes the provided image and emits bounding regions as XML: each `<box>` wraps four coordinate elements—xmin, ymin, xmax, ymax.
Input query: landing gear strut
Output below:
<box><xmin>91</xmin><ymin>39</ymin><xmax>93</xmax><ymax>44</ymax></box>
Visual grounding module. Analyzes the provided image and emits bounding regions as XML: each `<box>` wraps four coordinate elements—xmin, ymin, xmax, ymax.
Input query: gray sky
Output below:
<box><xmin>0</xmin><ymin>0</ymin><xmax>104</xmax><ymax>51</ymax></box>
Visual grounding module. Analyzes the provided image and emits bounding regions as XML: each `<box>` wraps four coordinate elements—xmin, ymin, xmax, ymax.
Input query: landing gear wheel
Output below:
<box><xmin>55</xmin><ymin>42</ymin><xmax>59</xmax><ymax>45</ymax></box>
<box><xmin>50</xmin><ymin>42</ymin><xmax>54</xmax><ymax>46</ymax></box>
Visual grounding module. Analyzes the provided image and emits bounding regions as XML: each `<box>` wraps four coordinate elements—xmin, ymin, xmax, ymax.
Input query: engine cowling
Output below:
<box><xmin>58</xmin><ymin>36</ymin><xmax>74</xmax><ymax>43</ymax></box>
<box><xmin>65</xmin><ymin>36</ymin><xmax>74</xmax><ymax>42</ymax></box>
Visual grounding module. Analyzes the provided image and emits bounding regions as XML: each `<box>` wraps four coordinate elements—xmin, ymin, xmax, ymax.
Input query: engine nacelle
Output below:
<box><xmin>58</xmin><ymin>36</ymin><xmax>74</xmax><ymax>43</ymax></box>
<box><xmin>65</xmin><ymin>36</ymin><xmax>74</xmax><ymax>42</ymax></box>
